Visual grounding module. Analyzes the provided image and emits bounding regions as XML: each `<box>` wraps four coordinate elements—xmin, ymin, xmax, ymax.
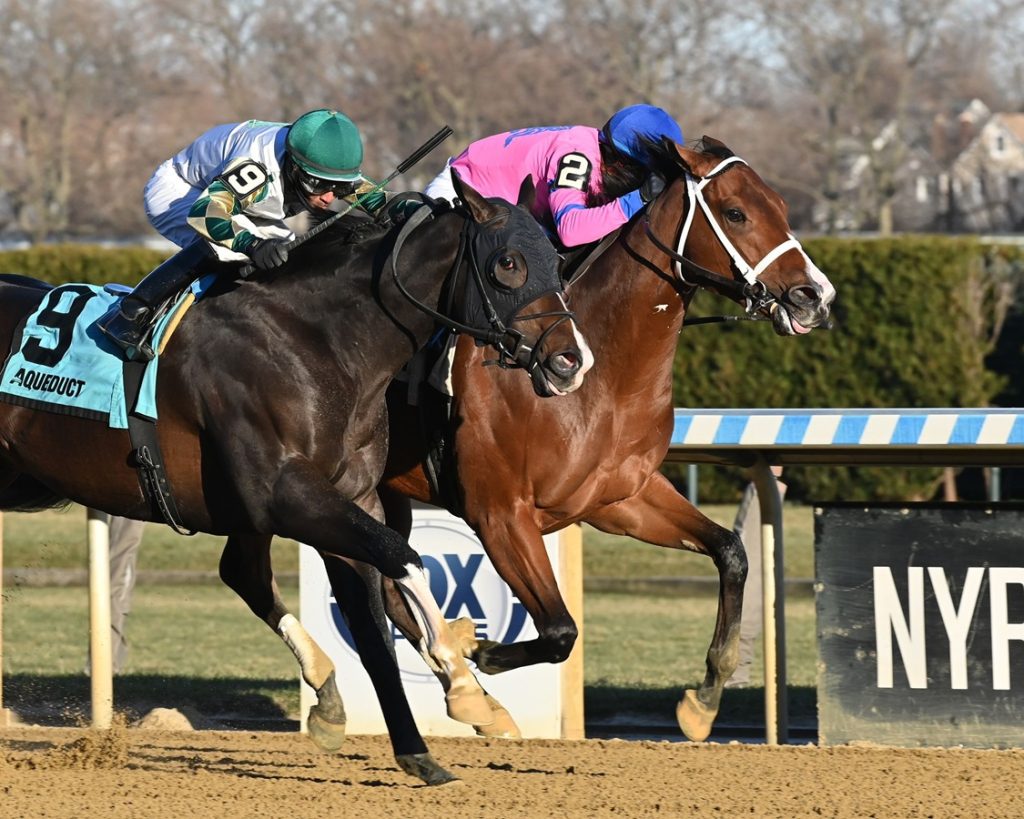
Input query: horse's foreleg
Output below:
<box><xmin>458</xmin><ymin>502</ymin><xmax>579</xmax><ymax>674</ymax></box>
<box><xmin>386</xmin><ymin>564</ymin><xmax>495</xmax><ymax>727</ymax></box>
<box><xmin>586</xmin><ymin>472</ymin><xmax>747</xmax><ymax>742</ymax></box>
<box><xmin>270</xmin><ymin>461</ymin><xmax>493</xmax><ymax>728</ymax></box>
<box><xmin>378</xmin><ymin>486</ymin><xmax>521</xmax><ymax>738</ymax></box>
<box><xmin>320</xmin><ymin>555</ymin><xmax>456</xmax><ymax>785</ymax></box>
<box><xmin>375</xmin><ymin>573</ymin><xmax>521</xmax><ymax>739</ymax></box>
<box><xmin>218</xmin><ymin>534</ymin><xmax>347</xmax><ymax>751</ymax></box>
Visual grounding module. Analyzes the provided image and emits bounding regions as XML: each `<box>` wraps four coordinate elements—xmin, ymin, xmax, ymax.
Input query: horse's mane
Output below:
<box><xmin>596</xmin><ymin>141</ymin><xmax>647</xmax><ymax>202</ymax></box>
<box><xmin>227</xmin><ymin>197</ymin><xmax>455</xmax><ymax>287</ymax></box>
<box><xmin>560</xmin><ymin>136</ymin><xmax>738</xmax><ymax>283</ymax></box>
<box><xmin>643</xmin><ymin>135</ymin><xmax>736</xmax><ymax>183</ymax></box>
<box><xmin>246</xmin><ymin>211</ymin><xmax>394</xmax><ymax>284</ymax></box>
<box><xmin>309</xmin><ymin>212</ymin><xmax>392</xmax><ymax>251</ymax></box>
<box><xmin>301</xmin><ymin>193</ymin><xmax>450</xmax><ymax>258</ymax></box>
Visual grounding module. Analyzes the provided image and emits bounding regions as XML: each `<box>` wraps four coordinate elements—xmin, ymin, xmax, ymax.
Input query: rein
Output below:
<box><xmin>643</xmin><ymin>155</ymin><xmax>802</xmax><ymax>322</ymax></box>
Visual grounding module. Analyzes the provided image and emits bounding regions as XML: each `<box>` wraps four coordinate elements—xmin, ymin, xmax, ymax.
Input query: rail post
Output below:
<box><xmin>751</xmin><ymin>457</ymin><xmax>788</xmax><ymax>744</ymax></box>
<box><xmin>87</xmin><ymin>508</ymin><xmax>113</xmax><ymax>729</ymax></box>
<box><xmin>0</xmin><ymin>510</ymin><xmax>9</xmax><ymax>727</ymax></box>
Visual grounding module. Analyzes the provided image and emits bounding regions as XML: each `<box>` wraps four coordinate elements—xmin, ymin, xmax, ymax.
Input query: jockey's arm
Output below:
<box><xmin>545</xmin><ymin>152</ymin><xmax>645</xmax><ymax>249</ymax></box>
<box><xmin>186</xmin><ymin>157</ymin><xmax>275</xmax><ymax>255</ymax></box>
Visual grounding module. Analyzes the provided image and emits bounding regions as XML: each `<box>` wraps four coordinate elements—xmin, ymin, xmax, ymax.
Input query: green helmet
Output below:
<box><xmin>286</xmin><ymin>109</ymin><xmax>364</xmax><ymax>182</ymax></box>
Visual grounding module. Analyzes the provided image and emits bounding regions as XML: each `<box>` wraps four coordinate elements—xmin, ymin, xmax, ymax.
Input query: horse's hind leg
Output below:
<box><xmin>378</xmin><ymin>485</ymin><xmax>522</xmax><ymax>739</ymax></box>
<box><xmin>586</xmin><ymin>472</ymin><xmax>747</xmax><ymax>742</ymax></box>
<box><xmin>269</xmin><ymin>461</ymin><xmax>493</xmax><ymax>727</ymax></box>
<box><xmin>321</xmin><ymin>555</ymin><xmax>457</xmax><ymax>785</ymax></box>
<box><xmin>218</xmin><ymin>533</ymin><xmax>347</xmax><ymax>751</ymax></box>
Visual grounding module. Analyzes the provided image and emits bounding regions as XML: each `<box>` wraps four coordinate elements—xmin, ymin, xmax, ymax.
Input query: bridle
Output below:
<box><xmin>388</xmin><ymin>202</ymin><xmax>575</xmax><ymax>372</ymax></box>
<box><xmin>643</xmin><ymin>155</ymin><xmax>803</xmax><ymax>319</ymax></box>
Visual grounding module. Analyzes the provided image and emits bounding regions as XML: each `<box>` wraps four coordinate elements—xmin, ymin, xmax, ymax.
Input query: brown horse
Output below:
<box><xmin>0</xmin><ymin>176</ymin><xmax>591</xmax><ymax>784</ymax></box>
<box><xmin>378</xmin><ymin>136</ymin><xmax>836</xmax><ymax>742</ymax></box>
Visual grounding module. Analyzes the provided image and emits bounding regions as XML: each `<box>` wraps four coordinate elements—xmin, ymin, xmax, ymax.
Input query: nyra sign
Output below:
<box><xmin>815</xmin><ymin>503</ymin><xmax>1024</xmax><ymax>749</ymax></box>
<box><xmin>874</xmin><ymin>565</ymin><xmax>1024</xmax><ymax>691</ymax></box>
<box><xmin>298</xmin><ymin>505</ymin><xmax>581</xmax><ymax>738</ymax></box>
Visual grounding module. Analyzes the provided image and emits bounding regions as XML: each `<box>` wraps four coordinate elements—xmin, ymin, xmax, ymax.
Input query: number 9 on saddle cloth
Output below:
<box><xmin>0</xmin><ymin>276</ymin><xmax>212</xmax><ymax>429</ymax></box>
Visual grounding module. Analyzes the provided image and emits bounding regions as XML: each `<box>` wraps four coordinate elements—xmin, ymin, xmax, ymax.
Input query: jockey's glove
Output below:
<box><xmin>249</xmin><ymin>238</ymin><xmax>290</xmax><ymax>270</ymax></box>
<box><xmin>357</xmin><ymin>189</ymin><xmax>388</xmax><ymax>214</ymax></box>
<box><xmin>385</xmin><ymin>198</ymin><xmax>422</xmax><ymax>225</ymax></box>
<box><xmin>640</xmin><ymin>173</ymin><xmax>667</xmax><ymax>203</ymax></box>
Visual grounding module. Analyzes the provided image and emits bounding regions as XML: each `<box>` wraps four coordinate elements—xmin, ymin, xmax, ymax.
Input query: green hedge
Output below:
<box><xmin>0</xmin><ymin>244</ymin><xmax>168</xmax><ymax>286</ymax></box>
<box><xmin>3</xmin><ymin>239</ymin><xmax>1020</xmax><ymax>503</ymax></box>
<box><xmin>667</xmin><ymin>236</ymin><xmax>1024</xmax><ymax>503</ymax></box>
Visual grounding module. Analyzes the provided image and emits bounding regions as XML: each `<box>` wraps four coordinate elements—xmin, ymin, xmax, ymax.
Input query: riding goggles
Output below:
<box><xmin>294</xmin><ymin>167</ymin><xmax>361</xmax><ymax>197</ymax></box>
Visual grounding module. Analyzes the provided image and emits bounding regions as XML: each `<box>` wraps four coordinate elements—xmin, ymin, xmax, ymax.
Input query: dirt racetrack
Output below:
<box><xmin>2</xmin><ymin>723</ymin><xmax>1024</xmax><ymax>819</ymax></box>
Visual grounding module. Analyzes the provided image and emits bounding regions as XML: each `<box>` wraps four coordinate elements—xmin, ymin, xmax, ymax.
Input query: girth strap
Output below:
<box><xmin>421</xmin><ymin>389</ymin><xmax>462</xmax><ymax>518</ymax></box>
<box><xmin>122</xmin><ymin>359</ymin><xmax>195</xmax><ymax>536</ymax></box>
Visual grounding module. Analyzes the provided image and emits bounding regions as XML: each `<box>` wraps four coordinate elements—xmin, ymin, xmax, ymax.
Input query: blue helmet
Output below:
<box><xmin>601</xmin><ymin>104</ymin><xmax>684</xmax><ymax>164</ymax></box>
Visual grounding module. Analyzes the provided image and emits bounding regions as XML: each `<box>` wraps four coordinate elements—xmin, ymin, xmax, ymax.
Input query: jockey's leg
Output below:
<box><xmin>96</xmin><ymin>239</ymin><xmax>214</xmax><ymax>361</ymax></box>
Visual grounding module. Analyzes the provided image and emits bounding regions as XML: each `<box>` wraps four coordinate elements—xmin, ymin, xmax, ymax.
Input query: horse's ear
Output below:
<box><xmin>665</xmin><ymin>140</ymin><xmax>698</xmax><ymax>175</ymax></box>
<box><xmin>700</xmin><ymin>135</ymin><xmax>733</xmax><ymax>157</ymax></box>
<box><xmin>451</xmin><ymin>168</ymin><xmax>507</xmax><ymax>224</ymax></box>
<box><xmin>516</xmin><ymin>175</ymin><xmax>537</xmax><ymax>210</ymax></box>
<box><xmin>666</xmin><ymin>135</ymin><xmax>734</xmax><ymax>177</ymax></box>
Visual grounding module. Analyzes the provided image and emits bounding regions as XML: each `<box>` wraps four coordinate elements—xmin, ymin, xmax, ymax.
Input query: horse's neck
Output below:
<box><xmin>253</xmin><ymin>219</ymin><xmax>461</xmax><ymax>375</ymax></box>
<box><xmin>390</xmin><ymin>212</ymin><xmax>464</xmax><ymax>335</ymax></box>
<box><xmin>568</xmin><ymin>237</ymin><xmax>688</xmax><ymax>387</ymax></box>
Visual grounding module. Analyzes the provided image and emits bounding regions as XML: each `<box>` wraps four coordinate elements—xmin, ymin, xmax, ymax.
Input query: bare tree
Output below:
<box><xmin>0</xmin><ymin>0</ymin><xmax>203</xmax><ymax>239</ymax></box>
<box><xmin>5</xmin><ymin>0</ymin><xmax>1024</xmax><ymax>239</ymax></box>
<box><xmin>550</xmin><ymin>0</ymin><xmax>760</xmax><ymax>126</ymax></box>
<box><xmin>0</xmin><ymin>0</ymin><xmax>112</xmax><ymax>239</ymax></box>
<box><xmin>325</xmin><ymin>0</ymin><xmax>594</xmax><ymax>184</ymax></box>
<box><xmin>745</xmin><ymin>0</ymin><xmax>1022</xmax><ymax>234</ymax></box>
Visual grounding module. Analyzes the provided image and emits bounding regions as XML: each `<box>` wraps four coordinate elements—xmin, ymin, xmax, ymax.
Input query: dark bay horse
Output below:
<box><xmin>378</xmin><ymin>137</ymin><xmax>836</xmax><ymax>742</ymax></box>
<box><xmin>0</xmin><ymin>175</ymin><xmax>591</xmax><ymax>784</ymax></box>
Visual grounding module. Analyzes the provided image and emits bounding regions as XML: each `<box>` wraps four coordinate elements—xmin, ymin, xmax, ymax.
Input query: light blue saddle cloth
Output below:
<box><xmin>0</xmin><ymin>278</ymin><xmax>209</xmax><ymax>428</ymax></box>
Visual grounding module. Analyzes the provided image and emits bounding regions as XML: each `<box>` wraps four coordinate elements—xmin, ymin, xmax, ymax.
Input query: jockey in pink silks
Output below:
<box><xmin>424</xmin><ymin>104</ymin><xmax>684</xmax><ymax>250</ymax></box>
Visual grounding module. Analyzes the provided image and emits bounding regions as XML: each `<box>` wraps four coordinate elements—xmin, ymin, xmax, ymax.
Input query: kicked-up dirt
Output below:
<box><xmin>2</xmin><ymin>721</ymin><xmax>1023</xmax><ymax>818</ymax></box>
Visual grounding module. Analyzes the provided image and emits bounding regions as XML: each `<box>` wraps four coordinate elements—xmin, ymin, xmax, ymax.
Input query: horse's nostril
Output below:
<box><xmin>550</xmin><ymin>351</ymin><xmax>580</xmax><ymax>377</ymax></box>
<box><xmin>787</xmin><ymin>284</ymin><xmax>819</xmax><ymax>307</ymax></box>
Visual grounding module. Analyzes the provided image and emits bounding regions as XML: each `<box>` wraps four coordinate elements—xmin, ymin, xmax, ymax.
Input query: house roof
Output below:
<box><xmin>996</xmin><ymin>112</ymin><xmax>1024</xmax><ymax>144</ymax></box>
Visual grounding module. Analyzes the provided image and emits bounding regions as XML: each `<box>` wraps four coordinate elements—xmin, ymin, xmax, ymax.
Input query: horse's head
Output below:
<box><xmin>447</xmin><ymin>171</ymin><xmax>594</xmax><ymax>396</ymax></box>
<box><xmin>646</xmin><ymin>136</ymin><xmax>835</xmax><ymax>335</ymax></box>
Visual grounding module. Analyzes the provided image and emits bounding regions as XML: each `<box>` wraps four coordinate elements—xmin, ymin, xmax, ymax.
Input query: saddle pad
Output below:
<box><xmin>0</xmin><ymin>279</ymin><xmax>209</xmax><ymax>428</ymax></box>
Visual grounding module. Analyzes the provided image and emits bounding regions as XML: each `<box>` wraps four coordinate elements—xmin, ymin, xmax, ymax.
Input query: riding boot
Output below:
<box><xmin>97</xmin><ymin>241</ymin><xmax>214</xmax><ymax>361</ymax></box>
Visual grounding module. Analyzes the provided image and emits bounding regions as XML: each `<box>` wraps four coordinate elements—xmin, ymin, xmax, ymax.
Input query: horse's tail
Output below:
<box><xmin>0</xmin><ymin>474</ymin><xmax>71</xmax><ymax>512</ymax></box>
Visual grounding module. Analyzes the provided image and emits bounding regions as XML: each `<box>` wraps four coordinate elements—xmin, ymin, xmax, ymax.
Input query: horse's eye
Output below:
<box><xmin>491</xmin><ymin>250</ymin><xmax>528</xmax><ymax>290</ymax></box>
<box><xmin>725</xmin><ymin>208</ymin><xmax>746</xmax><ymax>223</ymax></box>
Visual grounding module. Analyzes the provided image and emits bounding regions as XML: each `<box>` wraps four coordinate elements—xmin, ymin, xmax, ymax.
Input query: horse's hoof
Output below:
<box><xmin>676</xmin><ymin>689</ymin><xmax>717</xmax><ymax>742</ymax></box>
<box><xmin>446</xmin><ymin>688</ymin><xmax>495</xmax><ymax>727</ymax></box>
<box><xmin>448</xmin><ymin>617</ymin><xmax>479</xmax><ymax>657</ymax></box>
<box><xmin>306</xmin><ymin>707</ymin><xmax>347</xmax><ymax>752</ymax></box>
<box><xmin>396</xmin><ymin>752</ymin><xmax>461</xmax><ymax>786</ymax></box>
<box><xmin>474</xmin><ymin>704</ymin><xmax>521</xmax><ymax>739</ymax></box>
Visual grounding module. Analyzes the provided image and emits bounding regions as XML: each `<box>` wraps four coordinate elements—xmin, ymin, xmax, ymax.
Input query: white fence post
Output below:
<box><xmin>0</xmin><ymin>510</ymin><xmax>9</xmax><ymax>727</ymax></box>
<box><xmin>87</xmin><ymin>508</ymin><xmax>113</xmax><ymax>730</ymax></box>
<box><xmin>752</xmin><ymin>459</ymin><xmax>788</xmax><ymax>745</ymax></box>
